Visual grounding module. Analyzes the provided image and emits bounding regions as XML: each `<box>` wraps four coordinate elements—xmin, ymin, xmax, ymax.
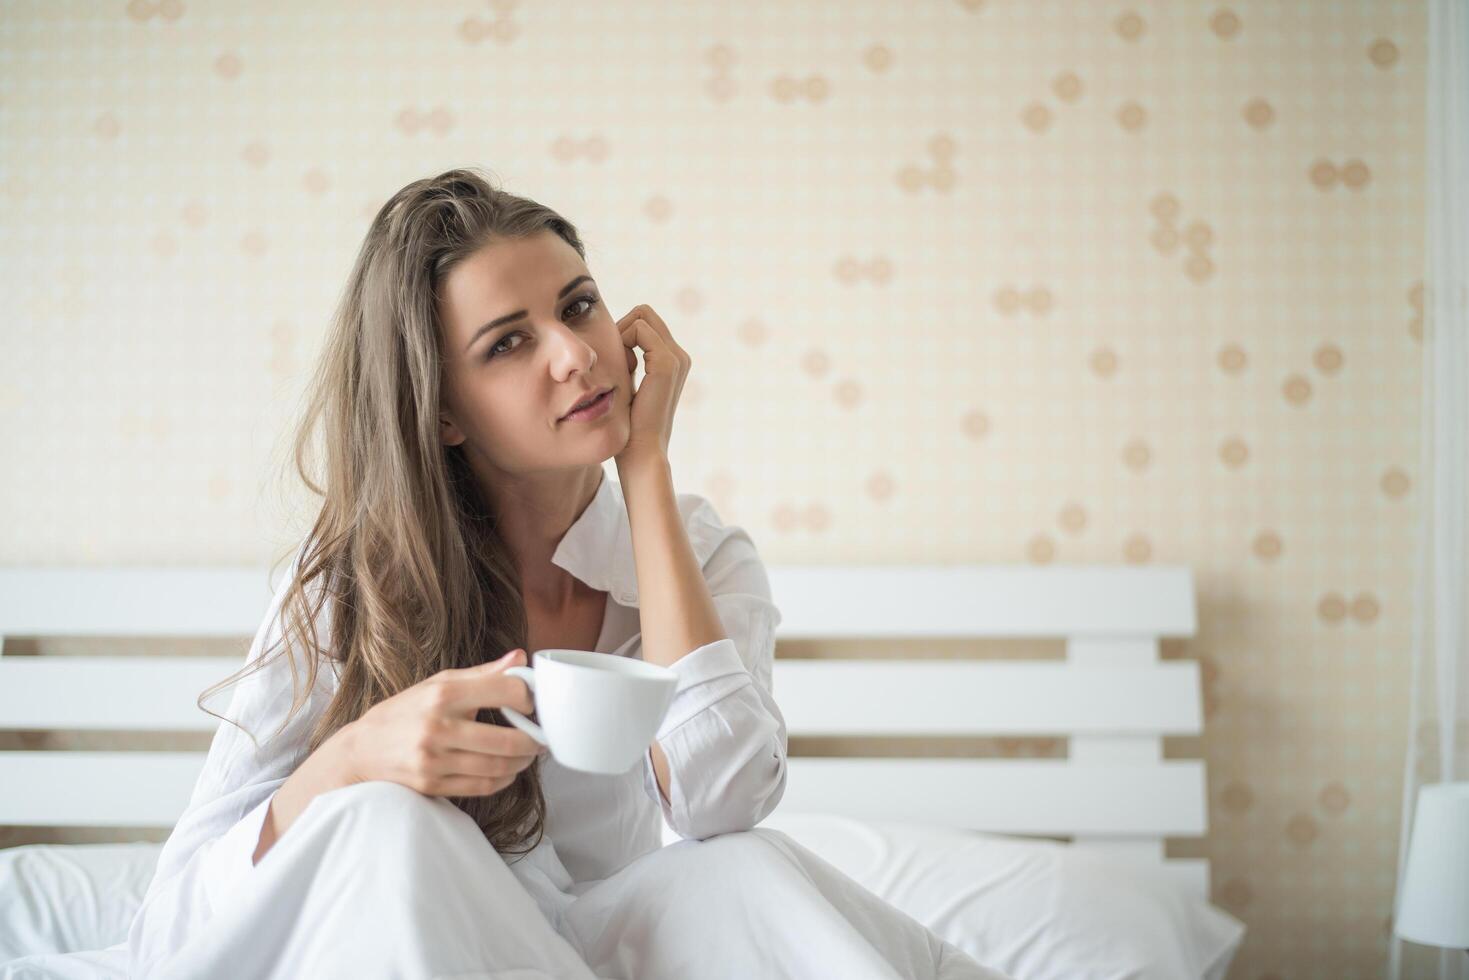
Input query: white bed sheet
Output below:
<box><xmin>0</xmin><ymin>945</ymin><xmax>127</xmax><ymax>980</ymax></box>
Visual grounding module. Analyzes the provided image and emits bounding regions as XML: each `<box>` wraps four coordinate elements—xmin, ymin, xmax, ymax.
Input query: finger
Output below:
<box><xmin>436</xmin><ymin>773</ymin><xmax>512</xmax><ymax>797</ymax></box>
<box><xmin>437</xmin><ymin>747</ymin><xmax>536</xmax><ymax>779</ymax></box>
<box><xmin>440</xmin><ymin>716</ymin><xmax>545</xmax><ymax>757</ymax></box>
<box><xmin>463</xmin><ymin>649</ymin><xmax>525</xmax><ymax>671</ymax></box>
<box><xmin>491</xmin><ymin>674</ymin><xmax>535</xmax><ymax>716</ymax></box>
<box><xmin>623</xmin><ymin>319</ymin><xmax>671</xmax><ymax>363</ymax></box>
<box><xmin>441</xmin><ymin>668</ymin><xmax>535</xmax><ymax>717</ymax></box>
<box><xmin>630</xmin><ymin>303</ymin><xmax>669</xmax><ymax>338</ymax></box>
<box><xmin>628</xmin><ymin>304</ymin><xmax>684</xmax><ymax>357</ymax></box>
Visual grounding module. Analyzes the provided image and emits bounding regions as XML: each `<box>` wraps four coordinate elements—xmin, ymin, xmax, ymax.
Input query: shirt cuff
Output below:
<box><xmin>653</xmin><ymin>637</ymin><xmax>753</xmax><ymax>739</ymax></box>
<box><xmin>198</xmin><ymin>791</ymin><xmax>277</xmax><ymax>914</ymax></box>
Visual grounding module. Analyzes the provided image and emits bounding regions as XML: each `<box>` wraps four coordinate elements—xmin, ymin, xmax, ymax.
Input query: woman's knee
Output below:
<box><xmin>318</xmin><ymin>778</ymin><xmax>426</xmax><ymax>809</ymax></box>
<box><xmin>657</xmin><ymin>828</ymin><xmax>787</xmax><ymax>873</ymax></box>
<box><xmin>308</xmin><ymin>779</ymin><xmax>479</xmax><ymax>839</ymax></box>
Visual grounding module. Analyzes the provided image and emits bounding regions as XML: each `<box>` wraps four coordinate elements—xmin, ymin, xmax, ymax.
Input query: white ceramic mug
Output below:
<box><xmin>499</xmin><ymin>650</ymin><xmax>678</xmax><ymax>774</ymax></box>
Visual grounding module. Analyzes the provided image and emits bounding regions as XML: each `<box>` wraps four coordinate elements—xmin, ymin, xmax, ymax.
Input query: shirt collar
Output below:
<box><xmin>549</xmin><ymin>468</ymin><xmax>727</xmax><ymax>608</ymax></box>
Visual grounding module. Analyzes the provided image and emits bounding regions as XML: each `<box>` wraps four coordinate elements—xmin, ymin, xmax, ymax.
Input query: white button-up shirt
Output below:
<box><xmin>126</xmin><ymin>470</ymin><xmax>787</xmax><ymax>974</ymax></box>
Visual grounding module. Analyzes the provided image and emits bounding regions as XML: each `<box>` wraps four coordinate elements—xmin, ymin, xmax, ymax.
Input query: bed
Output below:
<box><xmin>0</xmin><ymin>562</ymin><xmax>1246</xmax><ymax>979</ymax></box>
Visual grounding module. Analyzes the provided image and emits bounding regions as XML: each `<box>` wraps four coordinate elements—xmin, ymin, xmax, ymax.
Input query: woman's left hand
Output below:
<box><xmin>614</xmin><ymin>303</ymin><xmax>689</xmax><ymax>469</ymax></box>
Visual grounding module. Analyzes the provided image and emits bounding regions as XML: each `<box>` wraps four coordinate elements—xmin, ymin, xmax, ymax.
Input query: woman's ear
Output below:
<box><xmin>439</xmin><ymin>413</ymin><xmax>466</xmax><ymax>447</ymax></box>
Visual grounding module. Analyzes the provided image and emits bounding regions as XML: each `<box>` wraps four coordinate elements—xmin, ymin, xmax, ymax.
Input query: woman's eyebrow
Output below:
<box><xmin>465</xmin><ymin>275</ymin><xmax>594</xmax><ymax>352</ymax></box>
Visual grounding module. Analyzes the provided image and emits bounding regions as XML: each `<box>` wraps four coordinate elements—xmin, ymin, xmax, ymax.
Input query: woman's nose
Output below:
<box><xmin>546</xmin><ymin>320</ymin><xmax>596</xmax><ymax>368</ymax></box>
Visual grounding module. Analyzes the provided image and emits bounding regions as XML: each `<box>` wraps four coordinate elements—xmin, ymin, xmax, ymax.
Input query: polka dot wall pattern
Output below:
<box><xmin>0</xmin><ymin>1</ymin><xmax>1427</xmax><ymax>977</ymax></box>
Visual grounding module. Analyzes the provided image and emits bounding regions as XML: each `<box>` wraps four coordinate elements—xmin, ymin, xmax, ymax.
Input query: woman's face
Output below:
<box><xmin>436</xmin><ymin>230</ymin><xmax>631</xmax><ymax>475</ymax></box>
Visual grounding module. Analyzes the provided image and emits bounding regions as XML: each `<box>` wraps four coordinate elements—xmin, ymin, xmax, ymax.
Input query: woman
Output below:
<box><xmin>115</xmin><ymin>168</ymin><xmax>1012</xmax><ymax>978</ymax></box>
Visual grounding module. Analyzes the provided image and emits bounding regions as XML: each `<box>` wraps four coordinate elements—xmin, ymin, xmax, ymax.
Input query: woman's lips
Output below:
<box><xmin>560</xmin><ymin>388</ymin><xmax>613</xmax><ymax>422</ymax></box>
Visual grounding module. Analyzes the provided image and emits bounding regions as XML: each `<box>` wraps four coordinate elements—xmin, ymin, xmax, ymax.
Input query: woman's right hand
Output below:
<box><xmin>339</xmin><ymin>648</ymin><xmax>546</xmax><ymax>799</ymax></box>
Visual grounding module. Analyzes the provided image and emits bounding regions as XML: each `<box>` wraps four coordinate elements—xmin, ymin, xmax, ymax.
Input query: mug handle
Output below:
<box><xmin>498</xmin><ymin>665</ymin><xmax>549</xmax><ymax>746</ymax></box>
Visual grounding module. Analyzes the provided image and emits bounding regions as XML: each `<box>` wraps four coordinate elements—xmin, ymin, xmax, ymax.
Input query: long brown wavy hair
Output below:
<box><xmin>197</xmin><ymin>167</ymin><xmax>590</xmax><ymax>857</ymax></box>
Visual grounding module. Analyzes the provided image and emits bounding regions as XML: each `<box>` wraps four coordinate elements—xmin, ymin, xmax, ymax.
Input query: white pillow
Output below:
<box><xmin>752</xmin><ymin>812</ymin><xmax>1246</xmax><ymax>980</ymax></box>
<box><xmin>0</xmin><ymin>842</ymin><xmax>161</xmax><ymax>962</ymax></box>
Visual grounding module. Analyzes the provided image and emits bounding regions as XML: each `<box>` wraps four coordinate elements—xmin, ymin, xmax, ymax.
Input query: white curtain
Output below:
<box><xmin>1389</xmin><ymin>1</ymin><xmax>1469</xmax><ymax>977</ymax></box>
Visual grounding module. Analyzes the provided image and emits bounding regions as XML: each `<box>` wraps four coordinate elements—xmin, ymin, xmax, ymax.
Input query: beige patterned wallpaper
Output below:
<box><xmin>0</xmin><ymin>1</ymin><xmax>1432</xmax><ymax>978</ymax></box>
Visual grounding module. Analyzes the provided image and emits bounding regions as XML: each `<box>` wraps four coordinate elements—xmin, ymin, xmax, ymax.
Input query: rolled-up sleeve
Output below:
<box><xmin>641</xmin><ymin>523</ymin><xmax>787</xmax><ymax>841</ymax></box>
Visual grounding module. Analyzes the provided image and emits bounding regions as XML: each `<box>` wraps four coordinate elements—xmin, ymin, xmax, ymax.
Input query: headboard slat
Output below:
<box><xmin>0</xmin><ymin>751</ymin><xmax>1206</xmax><ymax>836</ymax></box>
<box><xmin>0</xmin><ymin>568</ymin><xmax>277</xmax><ymax>637</ymax></box>
<box><xmin>0</xmin><ymin>657</ymin><xmax>243</xmax><ymax>730</ymax></box>
<box><xmin>774</xmin><ymin>660</ymin><xmax>1201</xmax><ymax>735</ymax></box>
<box><xmin>778</xmin><ymin>757</ymin><xmax>1207</xmax><ymax>835</ymax></box>
<box><xmin>0</xmin><ymin>751</ymin><xmax>203</xmax><ymax>826</ymax></box>
<box><xmin>0</xmin><ymin>658</ymin><xmax>1204</xmax><ymax>736</ymax></box>
<box><xmin>767</xmin><ymin>565</ymin><xmax>1196</xmax><ymax>638</ymax></box>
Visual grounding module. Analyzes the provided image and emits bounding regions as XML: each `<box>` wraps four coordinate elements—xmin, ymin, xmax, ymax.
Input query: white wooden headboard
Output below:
<box><xmin>0</xmin><ymin>563</ymin><xmax>1209</xmax><ymax>900</ymax></box>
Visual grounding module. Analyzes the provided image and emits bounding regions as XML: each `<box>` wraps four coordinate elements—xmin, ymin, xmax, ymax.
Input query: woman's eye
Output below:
<box><xmin>485</xmin><ymin>294</ymin><xmax>599</xmax><ymax>360</ymax></box>
<box><xmin>565</xmin><ymin>294</ymin><xmax>599</xmax><ymax>321</ymax></box>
